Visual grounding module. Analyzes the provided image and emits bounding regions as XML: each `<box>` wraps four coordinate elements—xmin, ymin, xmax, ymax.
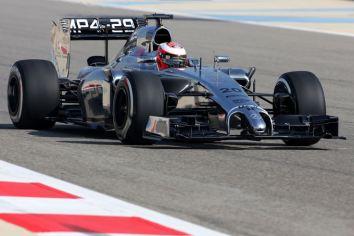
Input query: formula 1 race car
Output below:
<box><xmin>7</xmin><ymin>14</ymin><xmax>344</xmax><ymax>145</ymax></box>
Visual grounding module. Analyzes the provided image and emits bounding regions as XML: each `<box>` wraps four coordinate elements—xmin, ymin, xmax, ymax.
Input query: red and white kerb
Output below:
<box><xmin>0</xmin><ymin>160</ymin><xmax>226</xmax><ymax>236</ymax></box>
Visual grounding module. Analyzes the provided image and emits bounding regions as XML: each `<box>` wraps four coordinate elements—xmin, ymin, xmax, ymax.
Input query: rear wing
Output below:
<box><xmin>51</xmin><ymin>14</ymin><xmax>173</xmax><ymax>78</ymax></box>
<box><xmin>60</xmin><ymin>17</ymin><xmax>146</xmax><ymax>40</ymax></box>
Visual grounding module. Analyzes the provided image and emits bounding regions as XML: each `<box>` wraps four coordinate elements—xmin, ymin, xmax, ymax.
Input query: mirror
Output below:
<box><xmin>214</xmin><ymin>55</ymin><xmax>230</xmax><ymax>63</ymax></box>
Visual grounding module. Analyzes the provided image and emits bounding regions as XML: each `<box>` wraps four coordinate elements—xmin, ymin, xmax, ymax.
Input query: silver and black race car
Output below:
<box><xmin>7</xmin><ymin>14</ymin><xmax>344</xmax><ymax>145</ymax></box>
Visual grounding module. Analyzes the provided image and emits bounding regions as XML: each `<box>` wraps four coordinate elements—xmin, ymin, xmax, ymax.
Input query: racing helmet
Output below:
<box><xmin>156</xmin><ymin>42</ymin><xmax>187</xmax><ymax>70</ymax></box>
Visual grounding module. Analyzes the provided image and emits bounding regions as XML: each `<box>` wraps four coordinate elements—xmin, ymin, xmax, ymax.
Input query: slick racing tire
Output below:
<box><xmin>113</xmin><ymin>71</ymin><xmax>165</xmax><ymax>145</ymax></box>
<box><xmin>273</xmin><ymin>71</ymin><xmax>326</xmax><ymax>146</ymax></box>
<box><xmin>7</xmin><ymin>60</ymin><xmax>59</xmax><ymax>129</ymax></box>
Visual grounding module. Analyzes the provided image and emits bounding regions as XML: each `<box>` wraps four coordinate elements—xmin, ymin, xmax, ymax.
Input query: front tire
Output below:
<box><xmin>273</xmin><ymin>71</ymin><xmax>326</xmax><ymax>146</ymax></box>
<box><xmin>7</xmin><ymin>60</ymin><xmax>59</xmax><ymax>129</ymax></box>
<box><xmin>113</xmin><ymin>71</ymin><xmax>165</xmax><ymax>145</ymax></box>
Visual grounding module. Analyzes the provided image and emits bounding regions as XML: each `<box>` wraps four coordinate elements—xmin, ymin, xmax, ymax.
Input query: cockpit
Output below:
<box><xmin>120</xmin><ymin>25</ymin><xmax>172</xmax><ymax>57</ymax></box>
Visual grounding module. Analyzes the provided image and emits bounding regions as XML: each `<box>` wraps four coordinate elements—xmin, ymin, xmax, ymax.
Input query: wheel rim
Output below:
<box><xmin>8</xmin><ymin>76</ymin><xmax>21</xmax><ymax>116</ymax></box>
<box><xmin>115</xmin><ymin>88</ymin><xmax>129</xmax><ymax>128</ymax></box>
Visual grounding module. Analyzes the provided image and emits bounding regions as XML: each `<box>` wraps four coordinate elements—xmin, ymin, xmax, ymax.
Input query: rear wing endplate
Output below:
<box><xmin>51</xmin><ymin>20</ymin><xmax>71</xmax><ymax>78</ymax></box>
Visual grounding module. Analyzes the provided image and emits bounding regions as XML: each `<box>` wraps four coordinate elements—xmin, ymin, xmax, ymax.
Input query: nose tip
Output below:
<box><xmin>254</xmin><ymin>126</ymin><xmax>266</xmax><ymax>135</ymax></box>
<box><xmin>248</xmin><ymin>113</ymin><xmax>267</xmax><ymax>135</ymax></box>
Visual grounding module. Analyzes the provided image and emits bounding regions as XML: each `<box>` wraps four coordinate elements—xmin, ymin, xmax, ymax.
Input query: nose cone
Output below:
<box><xmin>227</xmin><ymin>105</ymin><xmax>269</xmax><ymax>135</ymax></box>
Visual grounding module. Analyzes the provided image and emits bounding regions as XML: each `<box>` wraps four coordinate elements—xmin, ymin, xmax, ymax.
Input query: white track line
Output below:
<box><xmin>157</xmin><ymin>10</ymin><xmax>354</xmax><ymax>38</ymax></box>
<box><xmin>0</xmin><ymin>160</ymin><xmax>228</xmax><ymax>236</ymax></box>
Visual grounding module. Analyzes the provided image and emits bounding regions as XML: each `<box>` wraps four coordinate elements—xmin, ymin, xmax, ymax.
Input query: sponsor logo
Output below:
<box><xmin>68</xmin><ymin>18</ymin><xmax>136</xmax><ymax>34</ymax></box>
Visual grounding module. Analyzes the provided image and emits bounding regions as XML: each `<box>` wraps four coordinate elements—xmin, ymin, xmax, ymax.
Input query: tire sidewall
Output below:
<box><xmin>8</xmin><ymin>66</ymin><xmax>24</xmax><ymax>123</ymax></box>
<box><xmin>113</xmin><ymin>76</ymin><xmax>134</xmax><ymax>139</ymax></box>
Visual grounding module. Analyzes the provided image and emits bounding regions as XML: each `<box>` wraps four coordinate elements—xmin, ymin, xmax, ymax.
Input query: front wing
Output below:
<box><xmin>144</xmin><ymin>114</ymin><xmax>344</xmax><ymax>142</ymax></box>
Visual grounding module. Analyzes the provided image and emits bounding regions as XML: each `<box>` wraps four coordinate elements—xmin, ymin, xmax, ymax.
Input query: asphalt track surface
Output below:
<box><xmin>0</xmin><ymin>0</ymin><xmax>354</xmax><ymax>235</ymax></box>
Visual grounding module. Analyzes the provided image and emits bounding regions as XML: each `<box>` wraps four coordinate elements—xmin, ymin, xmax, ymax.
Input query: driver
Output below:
<box><xmin>156</xmin><ymin>42</ymin><xmax>187</xmax><ymax>70</ymax></box>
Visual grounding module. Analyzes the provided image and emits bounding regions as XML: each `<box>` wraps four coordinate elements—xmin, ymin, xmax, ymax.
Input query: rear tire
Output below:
<box><xmin>113</xmin><ymin>71</ymin><xmax>165</xmax><ymax>145</ymax></box>
<box><xmin>273</xmin><ymin>71</ymin><xmax>326</xmax><ymax>146</ymax></box>
<box><xmin>7</xmin><ymin>60</ymin><xmax>59</xmax><ymax>129</ymax></box>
